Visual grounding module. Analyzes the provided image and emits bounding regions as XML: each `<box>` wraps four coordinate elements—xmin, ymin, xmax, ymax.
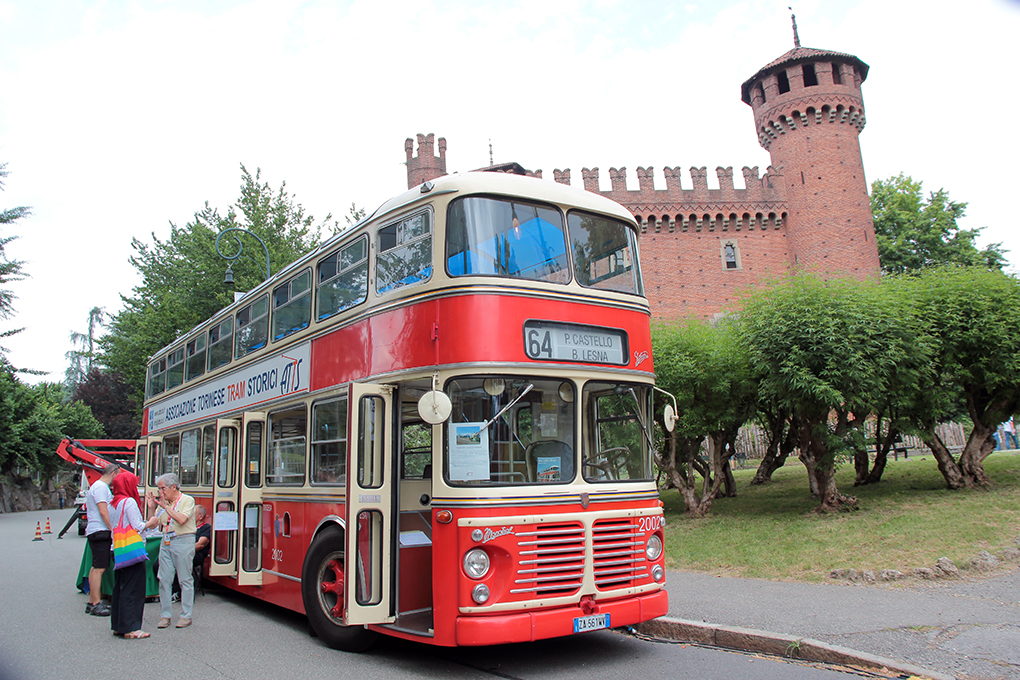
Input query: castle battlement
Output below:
<box><xmin>401</xmin><ymin>17</ymin><xmax>880</xmax><ymax>321</ymax></box>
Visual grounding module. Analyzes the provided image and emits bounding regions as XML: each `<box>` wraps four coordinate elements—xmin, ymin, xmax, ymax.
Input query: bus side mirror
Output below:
<box><xmin>663</xmin><ymin>404</ymin><xmax>678</xmax><ymax>433</ymax></box>
<box><xmin>418</xmin><ymin>391</ymin><xmax>452</xmax><ymax>425</ymax></box>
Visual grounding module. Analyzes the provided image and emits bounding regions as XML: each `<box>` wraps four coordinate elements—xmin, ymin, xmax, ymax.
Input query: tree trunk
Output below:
<box><xmin>922</xmin><ymin>430</ymin><xmax>967</xmax><ymax>489</ymax></box>
<box><xmin>852</xmin><ymin>444</ymin><xmax>870</xmax><ymax>486</ymax></box>
<box><xmin>957</xmin><ymin>423</ymin><xmax>995</xmax><ymax>487</ymax></box>
<box><xmin>865</xmin><ymin>424</ymin><xmax>896</xmax><ymax>485</ymax></box>
<box><xmin>812</xmin><ymin>462</ymin><xmax>859</xmax><ymax>513</ymax></box>
<box><xmin>751</xmin><ymin>412</ymin><xmax>795</xmax><ymax>485</ymax></box>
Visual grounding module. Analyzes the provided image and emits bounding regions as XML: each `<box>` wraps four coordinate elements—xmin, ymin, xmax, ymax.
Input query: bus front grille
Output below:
<box><xmin>592</xmin><ymin>517</ymin><xmax>647</xmax><ymax>590</ymax></box>
<box><xmin>511</xmin><ymin>522</ymin><xmax>585</xmax><ymax>596</ymax></box>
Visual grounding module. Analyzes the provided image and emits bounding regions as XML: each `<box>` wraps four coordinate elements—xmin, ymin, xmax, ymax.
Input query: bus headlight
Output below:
<box><xmin>652</xmin><ymin>565</ymin><xmax>664</xmax><ymax>582</ymax></box>
<box><xmin>463</xmin><ymin>548</ymin><xmax>490</xmax><ymax>579</ymax></box>
<box><xmin>472</xmin><ymin>584</ymin><xmax>491</xmax><ymax>604</ymax></box>
<box><xmin>646</xmin><ymin>534</ymin><xmax>663</xmax><ymax>561</ymax></box>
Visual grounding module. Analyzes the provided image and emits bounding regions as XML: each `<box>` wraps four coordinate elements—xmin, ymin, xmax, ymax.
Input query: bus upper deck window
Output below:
<box><xmin>316</xmin><ymin>236</ymin><xmax>368</xmax><ymax>321</ymax></box>
<box><xmin>235</xmin><ymin>293</ymin><xmax>269</xmax><ymax>359</ymax></box>
<box><xmin>567</xmin><ymin>211</ymin><xmax>644</xmax><ymax>296</ymax></box>
<box><xmin>207</xmin><ymin>318</ymin><xmax>233</xmax><ymax>372</ymax></box>
<box><xmin>446</xmin><ymin>197</ymin><xmax>569</xmax><ymax>283</ymax></box>
<box><xmin>185</xmin><ymin>334</ymin><xmax>206</xmax><ymax>382</ymax></box>
<box><xmin>376</xmin><ymin>211</ymin><xmax>432</xmax><ymax>295</ymax></box>
<box><xmin>273</xmin><ymin>269</ymin><xmax>311</xmax><ymax>341</ymax></box>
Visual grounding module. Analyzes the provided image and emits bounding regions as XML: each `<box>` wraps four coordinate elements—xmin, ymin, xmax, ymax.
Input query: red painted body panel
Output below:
<box><xmin>311</xmin><ymin>293</ymin><xmax>653</xmax><ymax>391</ymax></box>
<box><xmin>451</xmin><ymin>590</ymin><xmax>669</xmax><ymax>646</ymax></box>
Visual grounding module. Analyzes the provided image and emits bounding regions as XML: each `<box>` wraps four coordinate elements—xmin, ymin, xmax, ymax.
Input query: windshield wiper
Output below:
<box><xmin>479</xmin><ymin>383</ymin><xmax>534</xmax><ymax>432</ymax></box>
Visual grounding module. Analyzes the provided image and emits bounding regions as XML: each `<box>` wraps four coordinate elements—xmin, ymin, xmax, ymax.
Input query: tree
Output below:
<box><xmin>73</xmin><ymin>369</ymin><xmax>139</xmax><ymax>439</ymax></box>
<box><xmin>871</xmin><ymin>174</ymin><xmax>1007</xmax><ymax>275</ymax></box>
<box><xmin>651</xmin><ymin>318</ymin><xmax>758</xmax><ymax>516</ymax></box>
<box><xmin>65</xmin><ymin>306</ymin><xmax>106</xmax><ymax>396</ymax></box>
<box><xmin>896</xmin><ymin>266</ymin><xmax>1020</xmax><ymax>488</ymax></box>
<box><xmin>101</xmin><ymin>165</ymin><xmax>336</xmax><ymax>404</ymax></box>
<box><xmin>0</xmin><ymin>162</ymin><xmax>30</xmax><ymax>363</ymax></box>
<box><xmin>0</xmin><ymin>374</ymin><xmax>103</xmax><ymax>479</ymax></box>
<box><xmin>737</xmin><ymin>275</ymin><xmax>921</xmax><ymax>512</ymax></box>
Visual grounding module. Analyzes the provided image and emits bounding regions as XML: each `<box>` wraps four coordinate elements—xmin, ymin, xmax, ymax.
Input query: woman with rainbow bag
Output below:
<box><xmin>110</xmin><ymin>472</ymin><xmax>150</xmax><ymax>639</ymax></box>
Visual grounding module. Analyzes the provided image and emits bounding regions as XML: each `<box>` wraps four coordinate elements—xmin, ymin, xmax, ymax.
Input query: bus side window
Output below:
<box><xmin>179</xmin><ymin>428</ymin><xmax>200</xmax><ymax>485</ymax></box>
<box><xmin>268</xmin><ymin>406</ymin><xmax>307</xmax><ymax>485</ymax></box>
<box><xmin>311</xmin><ymin>397</ymin><xmax>347</xmax><ymax>484</ymax></box>
<box><xmin>376</xmin><ymin>211</ymin><xmax>432</xmax><ymax>295</ymax></box>
<box><xmin>163</xmin><ymin>435</ymin><xmax>180</xmax><ymax>479</ymax></box>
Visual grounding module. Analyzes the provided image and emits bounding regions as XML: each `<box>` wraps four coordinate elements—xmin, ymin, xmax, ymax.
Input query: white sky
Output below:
<box><xmin>2</xmin><ymin>0</ymin><xmax>1018</xmax><ymax>382</ymax></box>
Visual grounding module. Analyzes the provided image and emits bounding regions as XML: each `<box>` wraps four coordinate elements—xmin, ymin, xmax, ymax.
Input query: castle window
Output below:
<box><xmin>803</xmin><ymin>63</ymin><xmax>818</xmax><ymax>87</ymax></box>
<box><xmin>777</xmin><ymin>70</ymin><xmax>790</xmax><ymax>94</ymax></box>
<box><xmin>721</xmin><ymin>241</ymin><xmax>741</xmax><ymax>271</ymax></box>
<box><xmin>832</xmin><ymin>63</ymin><xmax>843</xmax><ymax>85</ymax></box>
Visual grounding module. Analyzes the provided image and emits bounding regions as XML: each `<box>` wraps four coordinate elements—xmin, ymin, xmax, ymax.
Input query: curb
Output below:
<box><xmin>634</xmin><ymin>617</ymin><xmax>955</xmax><ymax>680</ymax></box>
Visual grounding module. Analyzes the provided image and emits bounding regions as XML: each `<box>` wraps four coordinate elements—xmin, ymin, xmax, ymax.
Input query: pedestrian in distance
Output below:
<box><xmin>109</xmin><ymin>472</ymin><xmax>150</xmax><ymax>639</ymax></box>
<box><xmin>84</xmin><ymin>463</ymin><xmax>120</xmax><ymax>617</ymax></box>
<box><xmin>1003</xmin><ymin>417</ymin><xmax>1018</xmax><ymax>450</ymax></box>
<box><xmin>144</xmin><ymin>473</ymin><xmax>196</xmax><ymax>629</ymax></box>
<box><xmin>58</xmin><ymin>486</ymin><xmax>66</xmax><ymax>510</ymax></box>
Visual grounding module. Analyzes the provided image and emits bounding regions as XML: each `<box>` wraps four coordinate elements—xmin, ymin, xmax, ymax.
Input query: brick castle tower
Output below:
<box><xmin>740</xmin><ymin>14</ymin><xmax>880</xmax><ymax>278</ymax></box>
<box><xmin>404</xmin><ymin>18</ymin><xmax>880</xmax><ymax>322</ymax></box>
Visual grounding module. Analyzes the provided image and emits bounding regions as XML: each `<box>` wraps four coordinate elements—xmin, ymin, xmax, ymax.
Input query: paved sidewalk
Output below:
<box><xmin>642</xmin><ymin>569</ymin><xmax>1020</xmax><ymax>680</ymax></box>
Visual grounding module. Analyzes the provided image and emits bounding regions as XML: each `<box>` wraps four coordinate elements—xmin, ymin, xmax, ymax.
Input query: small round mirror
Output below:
<box><xmin>558</xmin><ymin>382</ymin><xmax>574</xmax><ymax>403</ymax></box>
<box><xmin>483</xmin><ymin>378</ymin><xmax>505</xmax><ymax>396</ymax></box>
<box><xmin>663</xmin><ymin>403</ymin><xmax>677</xmax><ymax>433</ymax></box>
<box><xmin>418</xmin><ymin>390</ymin><xmax>453</xmax><ymax>424</ymax></box>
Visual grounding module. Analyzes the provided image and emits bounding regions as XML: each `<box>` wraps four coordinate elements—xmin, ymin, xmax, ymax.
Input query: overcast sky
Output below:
<box><xmin>1</xmin><ymin>0</ymin><xmax>1018</xmax><ymax>383</ymax></box>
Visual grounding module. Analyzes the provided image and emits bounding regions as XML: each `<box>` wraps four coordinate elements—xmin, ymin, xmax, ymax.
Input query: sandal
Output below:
<box><xmin>124</xmin><ymin>631</ymin><xmax>150</xmax><ymax>639</ymax></box>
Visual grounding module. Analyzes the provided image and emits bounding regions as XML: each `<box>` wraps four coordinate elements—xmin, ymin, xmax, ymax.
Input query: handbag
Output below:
<box><xmin>112</xmin><ymin>500</ymin><xmax>149</xmax><ymax>570</ymax></box>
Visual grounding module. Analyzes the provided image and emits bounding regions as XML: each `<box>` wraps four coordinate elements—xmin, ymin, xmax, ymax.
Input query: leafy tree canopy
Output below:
<box><xmin>101</xmin><ymin>165</ymin><xmax>337</xmax><ymax>404</ymax></box>
<box><xmin>0</xmin><ymin>374</ymin><xmax>104</xmax><ymax>477</ymax></box>
<box><xmin>73</xmin><ymin>369</ymin><xmax>139</xmax><ymax>439</ymax></box>
<box><xmin>871</xmin><ymin>173</ymin><xmax>1007</xmax><ymax>275</ymax></box>
<box><xmin>0</xmin><ymin>162</ymin><xmax>30</xmax><ymax>363</ymax></box>
<box><xmin>894</xmin><ymin>266</ymin><xmax>1020</xmax><ymax>487</ymax></box>
<box><xmin>737</xmin><ymin>275</ymin><xmax>921</xmax><ymax>511</ymax></box>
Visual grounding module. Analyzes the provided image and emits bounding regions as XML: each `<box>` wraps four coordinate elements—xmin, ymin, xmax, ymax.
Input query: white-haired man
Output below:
<box><xmin>145</xmin><ymin>473</ymin><xmax>196</xmax><ymax>629</ymax></box>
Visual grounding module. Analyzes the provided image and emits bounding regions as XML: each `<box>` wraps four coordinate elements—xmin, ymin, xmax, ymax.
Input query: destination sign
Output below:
<box><xmin>522</xmin><ymin>321</ymin><xmax>628</xmax><ymax>365</ymax></box>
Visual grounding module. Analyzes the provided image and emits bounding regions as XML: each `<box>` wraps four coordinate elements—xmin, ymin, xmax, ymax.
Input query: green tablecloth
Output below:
<box><xmin>76</xmin><ymin>536</ymin><xmax>161</xmax><ymax>598</ymax></box>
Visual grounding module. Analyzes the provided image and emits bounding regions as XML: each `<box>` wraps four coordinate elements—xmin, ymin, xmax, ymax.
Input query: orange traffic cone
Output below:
<box><xmin>43</xmin><ymin>518</ymin><xmax>52</xmax><ymax>534</ymax></box>
<box><xmin>32</xmin><ymin>522</ymin><xmax>43</xmax><ymax>541</ymax></box>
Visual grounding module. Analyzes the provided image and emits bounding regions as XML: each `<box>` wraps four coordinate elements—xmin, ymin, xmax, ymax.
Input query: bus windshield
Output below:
<box><xmin>444</xmin><ymin>376</ymin><xmax>652</xmax><ymax>486</ymax></box>
<box><xmin>446</xmin><ymin>197</ymin><xmax>570</xmax><ymax>283</ymax></box>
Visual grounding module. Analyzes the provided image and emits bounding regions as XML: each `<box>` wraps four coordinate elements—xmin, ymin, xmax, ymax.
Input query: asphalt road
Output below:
<box><xmin>1</xmin><ymin>509</ymin><xmax>890</xmax><ymax>680</ymax></box>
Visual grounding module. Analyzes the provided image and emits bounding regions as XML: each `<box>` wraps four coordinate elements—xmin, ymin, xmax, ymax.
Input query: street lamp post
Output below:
<box><xmin>215</xmin><ymin>228</ymin><xmax>271</xmax><ymax>284</ymax></box>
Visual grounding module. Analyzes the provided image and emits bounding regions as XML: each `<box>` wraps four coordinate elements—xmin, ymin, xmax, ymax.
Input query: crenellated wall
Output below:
<box><xmin>402</xmin><ymin>38</ymin><xmax>880</xmax><ymax>322</ymax></box>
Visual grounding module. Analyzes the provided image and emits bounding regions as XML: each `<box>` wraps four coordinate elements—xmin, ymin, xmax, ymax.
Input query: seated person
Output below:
<box><xmin>193</xmin><ymin>505</ymin><xmax>211</xmax><ymax>567</ymax></box>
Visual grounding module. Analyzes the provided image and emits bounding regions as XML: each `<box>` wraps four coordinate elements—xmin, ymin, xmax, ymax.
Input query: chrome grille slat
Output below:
<box><xmin>593</xmin><ymin>517</ymin><xmax>648</xmax><ymax>590</ymax></box>
<box><xmin>512</xmin><ymin>522</ymin><xmax>584</xmax><ymax>597</ymax></box>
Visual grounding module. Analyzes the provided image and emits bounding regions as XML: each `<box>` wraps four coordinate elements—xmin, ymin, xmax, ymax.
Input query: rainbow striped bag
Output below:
<box><xmin>112</xmin><ymin>501</ymin><xmax>149</xmax><ymax>570</ymax></box>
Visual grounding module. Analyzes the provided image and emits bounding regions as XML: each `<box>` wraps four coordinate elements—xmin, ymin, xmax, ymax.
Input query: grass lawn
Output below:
<box><xmin>662</xmin><ymin>449</ymin><xmax>1020</xmax><ymax>582</ymax></box>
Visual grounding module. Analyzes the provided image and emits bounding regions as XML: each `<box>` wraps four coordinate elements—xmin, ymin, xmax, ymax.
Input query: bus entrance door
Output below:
<box><xmin>345</xmin><ymin>383</ymin><xmax>396</xmax><ymax>625</ymax></box>
<box><xmin>238</xmin><ymin>411</ymin><xmax>266</xmax><ymax>586</ymax></box>
<box><xmin>210</xmin><ymin>419</ymin><xmax>239</xmax><ymax>577</ymax></box>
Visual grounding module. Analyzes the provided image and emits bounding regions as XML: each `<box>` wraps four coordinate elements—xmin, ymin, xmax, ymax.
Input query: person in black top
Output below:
<box><xmin>193</xmin><ymin>505</ymin><xmax>211</xmax><ymax>567</ymax></box>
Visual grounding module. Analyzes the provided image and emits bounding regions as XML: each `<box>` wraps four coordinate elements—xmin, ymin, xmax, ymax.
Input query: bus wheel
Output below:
<box><xmin>301</xmin><ymin>526</ymin><xmax>377</xmax><ymax>652</ymax></box>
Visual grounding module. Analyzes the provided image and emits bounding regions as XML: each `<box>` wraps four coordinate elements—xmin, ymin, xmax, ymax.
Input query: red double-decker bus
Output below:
<box><xmin>139</xmin><ymin>171</ymin><xmax>668</xmax><ymax>651</ymax></box>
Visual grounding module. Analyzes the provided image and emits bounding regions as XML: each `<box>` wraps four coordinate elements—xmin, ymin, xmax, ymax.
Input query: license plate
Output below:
<box><xmin>573</xmin><ymin>613</ymin><xmax>610</xmax><ymax>633</ymax></box>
